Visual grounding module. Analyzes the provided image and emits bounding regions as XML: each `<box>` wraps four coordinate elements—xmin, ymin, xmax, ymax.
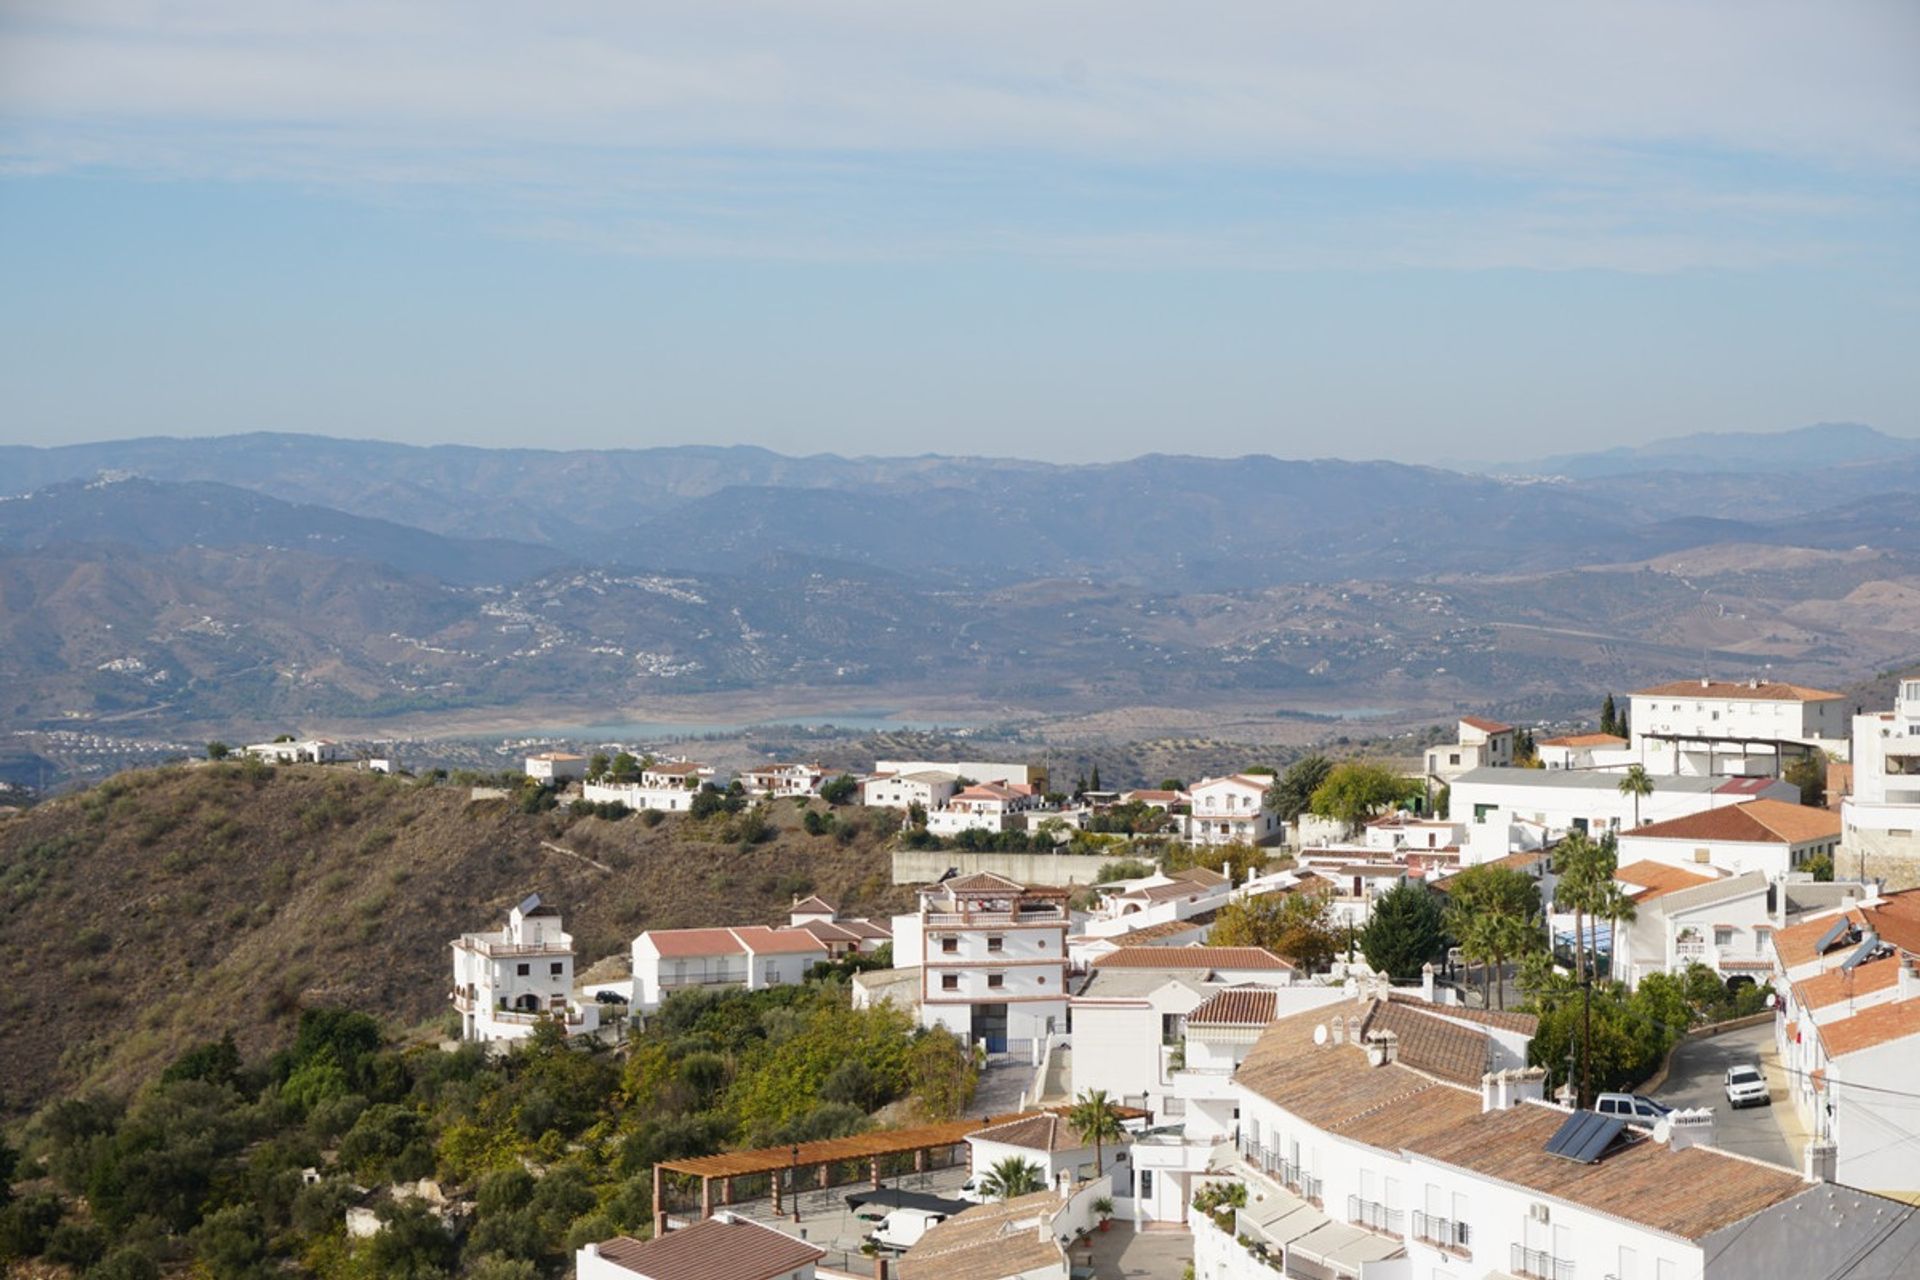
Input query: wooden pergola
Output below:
<box><xmin>651</xmin><ymin>1105</ymin><xmax>1145</xmax><ymax>1233</ymax></box>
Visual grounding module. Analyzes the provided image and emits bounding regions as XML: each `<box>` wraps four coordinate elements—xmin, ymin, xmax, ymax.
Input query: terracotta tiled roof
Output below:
<box><xmin>1613</xmin><ymin>860</ymin><xmax>1718</xmax><ymax>903</ymax></box>
<box><xmin>941</xmin><ymin>871</ymin><xmax>1029</xmax><ymax>893</ymax></box>
<box><xmin>1125</xmin><ymin>789</ymin><xmax>1184</xmax><ymax>804</ymax></box>
<box><xmin>1384</xmin><ymin>993</ymin><xmax>1539</xmax><ymax>1034</ymax></box>
<box><xmin>1633</xmin><ymin>679</ymin><xmax>1844</xmax><ymax>702</ymax></box>
<box><xmin>1625</xmin><ymin>799</ymin><xmax>1841</xmax><ymax>845</ymax></box>
<box><xmin>730</xmin><ymin>925</ymin><xmax>832</xmax><ymax>956</ymax></box>
<box><xmin>1818</xmin><ymin>995</ymin><xmax>1920</xmax><ymax>1058</ymax></box>
<box><xmin>590</xmin><ymin>1217</ymin><xmax>824</xmax><ymax>1280</ymax></box>
<box><xmin>1411</xmin><ymin>1101</ymin><xmax>1809</xmax><ymax>1240</ymax></box>
<box><xmin>1093</xmin><ymin>945</ymin><xmax>1293</xmax><ymax>971</ymax></box>
<box><xmin>640</xmin><ymin>927</ymin><xmax>748</xmax><ymax>958</ymax></box>
<box><xmin>1538</xmin><ymin>733</ymin><xmax>1628</xmax><ymax>748</ymax></box>
<box><xmin>648</xmin><ymin>760</ymin><xmax>705</xmax><ymax>774</ymax></box>
<box><xmin>1790</xmin><ymin>954</ymin><xmax>1903</xmax><ymax>1013</ymax></box>
<box><xmin>789</xmin><ymin>895</ymin><xmax>837</xmax><ymax>914</ymax></box>
<box><xmin>1187</xmin><ymin>986</ymin><xmax>1280</xmax><ymax>1027</ymax></box>
<box><xmin>1460</xmin><ymin>716</ymin><xmax>1513</xmax><ymax>733</ymax></box>
<box><xmin>1170</xmin><ymin>865</ymin><xmax>1230</xmax><ymax>887</ymax></box>
<box><xmin>1772</xmin><ymin>909</ymin><xmax>1866</xmax><ymax>970</ymax></box>
<box><xmin>1101</xmin><ymin>914</ymin><xmax>1214</xmax><ymax>945</ymax></box>
<box><xmin>1358</xmin><ymin>1000</ymin><xmax>1503</xmax><ymax>1087</ymax></box>
<box><xmin>896</xmin><ymin>1190</ymin><xmax>1065</xmax><ymax>1280</ymax></box>
<box><xmin>967</xmin><ymin>1113</ymin><xmax>1083</xmax><ymax>1153</ymax></box>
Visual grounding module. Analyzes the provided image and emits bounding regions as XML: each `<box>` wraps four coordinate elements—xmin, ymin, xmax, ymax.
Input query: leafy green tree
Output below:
<box><xmin>42</xmin><ymin>1221</ymin><xmax>105</xmax><ymax>1270</ymax></box>
<box><xmin>1784</xmin><ymin>750</ymin><xmax>1828</xmax><ymax>808</ymax></box>
<box><xmin>1358</xmin><ymin>884</ymin><xmax>1447</xmax><ymax>981</ymax></box>
<box><xmin>1089</xmin><ymin>765</ymin><xmax>1102</xmax><ymax>791</ymax></box>
<box><xmin>1095</xmin><ymin>858</ymin><xmax>1154</xmax><ymax>883</ymax></box>
<box><xmin>820</xmin><ymin>774</ymin><xmax>858</xmax><ymax>805</ymax></box>
<box><xmin>1806</xmin><ymin>851</ymin><xmax>1835</xmax><ymax>882</ymax></box>
<box><xmin>364</xmin><ymin>1201</ymin><xmax>457</xmax><ymax>1280</ymax></box>
<box><xmin>205</xmin><ymin>741</ymin><xmax>231</xmax><ymax>760</ymax></box>
<box><xmin>1308</xmin><ymin>761</ymin><xmax>1423</xmax><ymax>830</ymax></box>
<box><xmin>91</xmin><ymin>1247</ymin><xmax>161</xmax><ymax>1280</ymax></box>
<box><xmin>1159</xmin><ymin>778</ymin><xmax>1185</xmax><ymax>792</ymax></box>
<box><xmin>978</xmin><ymin>1156</ymin><xmax>1046</xmax><ymax>1201</ymax></box>
<box><xmin>0</xmin><ymin>1193</ymin><xmax>63</xmax><ymax>1261</ymax></box>
<box><xmin>609</xmin><ymin>752</ymin><xmax>640</xmax><ymax>782</ymax></box>
<box><xmin>1208</xmin><ymin>889</ymin><xmax>1339</xmax><ymax>971</ymax></box>
<box><xmin>1617</xmin><ymin>765</ymin><xmax>1654</xmax><ymax>828</ymax></box>
<box><xmin>1443</xmin><ymin>863</ymin><xmax>1544</xmax><ymax>1009</ymax></box>
<box><xmin>338</xmin><ymin>1104</ymin><xmax>431</xmax><ymax>1182</ymax></box>
<box><xmin>907</xmin><ymin>1029</ymin><xmax>977</xmax><ymax>1121</ymax></box>
<box><xmin>0</xmin><ymin>1137</ymin><xmax>15</xmax><ymax>1205</ymax></box>
<box><xmin>1067</xmin><ymin>1089</ymin><xmax>1123</xmax><ymax>1176</ymax></box>
<box><xmin>191</xmin><ymin>1204</ymin><xmax>268</xmax><ymax>1280</ymax></box>
<box><xmin>1264</xmin><ymin>755</ymin><xmax>1332</xmax><ymax>822</ymax></box>
<box><xmin>163</xmin><ymin>1032</ymin><xmax>242</xmax><ymax>1089</ymax></box>
<box><xmin>587</xmin><ymin>752</ymin><xmax>610</xmax><ymax>780</ymax></box>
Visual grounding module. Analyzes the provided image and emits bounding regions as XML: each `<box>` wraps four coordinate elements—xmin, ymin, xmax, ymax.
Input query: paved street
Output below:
<box><xmin>1654</xmin><ymin>1022</ymin><xmax>1795</xmax><ymax>1169</ymax></box>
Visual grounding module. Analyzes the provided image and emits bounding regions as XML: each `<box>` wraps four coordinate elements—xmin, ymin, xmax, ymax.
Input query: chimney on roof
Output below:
<box><xmin>1481</xmin><ymin>1067</ymin><xmax>1546</xmax><ymax>1112</ymax></box>
<box><xmin>1421</xmin><ymin>962</ymin><xmax>1436</xmax><ymax>1004</ymax></box>
<box><xmin>1900</xmin><ymin>955</ymin><xmax>1920</xmax><ymax>1002</ymax></box>
<box><xmin>1665</xmin><ymin>1107</ymin><xmax>1714</xmax><ymax>1152</ymax></box>
<box><xmin>1804</xmin><ymin>1138</ymin><xmax>1837</xmax><ymax>1184</ymax></box>
<box><xmin>1365</xmin><ymin>1030</ymin><xmax>1399</xmax><ymax>1067</ymax></box>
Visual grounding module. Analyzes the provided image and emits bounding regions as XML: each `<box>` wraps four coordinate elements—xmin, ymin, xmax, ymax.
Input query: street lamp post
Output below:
<box><xmin>790</xmin><ymin>1144</ymin><xmax>801</xmax><ymax>1224</ymax></box>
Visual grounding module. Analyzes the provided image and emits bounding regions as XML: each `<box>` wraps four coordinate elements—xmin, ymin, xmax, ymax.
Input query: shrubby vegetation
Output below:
<box><xmin>0</xmin><ymin>980</ymin><xmax>974</xmax><ymax>1278</ymax></box>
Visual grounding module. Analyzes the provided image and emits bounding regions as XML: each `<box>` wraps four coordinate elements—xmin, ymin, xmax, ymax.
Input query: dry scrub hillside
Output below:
<box><xmin>0</xmin><ymin>763</ymin><xmax>909</xmax><ymax>1121</ymax></box>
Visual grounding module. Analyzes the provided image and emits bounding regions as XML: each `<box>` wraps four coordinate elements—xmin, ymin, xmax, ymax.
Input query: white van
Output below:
<box><xmin>867</xmin><ymin>1207</ymin><xmax>949</xmax><ymax>1252</ymax></box>
<box><xmin>1594</xmin><ymin>1092</ymin><xmax>1670</xmax><ymax>1123</ymax></box>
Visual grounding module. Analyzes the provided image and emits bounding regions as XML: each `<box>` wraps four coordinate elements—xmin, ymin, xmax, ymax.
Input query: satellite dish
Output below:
<box><xmin>1313</xmin><ymin>1024</ymin><xmax>1328</xmax><ymax>1046</ymax></box>
<box><xmin>1652</xmin><ymin>1119</ymin><xmax>1673</xmax><ymax>1145</ymax></box>
<box><xmin>1765</xmin><ymin>992</ymin><xmax>1778</xmax><ymax>1009</ymax></box>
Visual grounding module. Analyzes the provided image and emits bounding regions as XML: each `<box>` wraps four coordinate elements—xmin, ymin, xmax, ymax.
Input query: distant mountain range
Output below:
<box><xmin>1</xmin><ymin>424</ymin><xmax>1917</xmax><ymax>740</ymax></box>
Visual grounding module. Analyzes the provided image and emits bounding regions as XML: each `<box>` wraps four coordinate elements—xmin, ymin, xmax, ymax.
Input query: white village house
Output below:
<box><xmin>1628</xmin><ymin>677</ymin><xmax>1849</xmax><ymax>777</ymax></box>
<box><xmin>524</xmin><ymin>751</ymin><xmax>587</xmax><ymax>784</ymax></box>
<box><xmin>1843</xmin><ymin>674</ymin><xmax>1920</xmax><ymax>870</ymax></box>
<box><xmin>629</xmin><ymin>925</ymin><xmax>829</xmax><ymax>1012</ymax></box>
<box><xmin>890</xmin><ymin>873</ymin><xmax>1071</xmax><ymax>1052</ymax></box>
<box><xmin>450</xmin><ymin>894</ymin><xmax>599</xmax><ymax>1044</ymax></box>
<box><xmin>1451</xmin><ymin>767</ymin><xmax>1797</xmax><ymax>864</ymax></box>
<box><xmin>1614</xmin><ymin>797</ymin><xmax>1842</xmax><ymax>881</ymax></box>
<box><xmin>1184</xmin><ymin>774</ymin><xmax>1281</xmax><ymax>847</ymax></box>
<box><xmin>1423</xmin><ymin>715</ymin><xmax>1515</xmax><ymax>787</ymax></box>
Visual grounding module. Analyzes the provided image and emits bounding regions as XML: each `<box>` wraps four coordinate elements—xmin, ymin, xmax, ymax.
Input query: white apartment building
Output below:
<box><xmin>874</xmin><ymin>759</ymin><xmax>1049</xmax><ymax>791</ymax></box>
<box><xmin>580</xmin><ymin>780</ymin><xmax>701</xmax><ymax>814</ymax></box>
<box><xmin>630</xmin><ymin>925</ymin><xmax>829</xmax><ymax>1011</ymax></box>
<box><xmin>1185</xmin><ymin>774</ymin><xmax>1281</xmax><ymax>846</ymax></box>
<box><xmin>1771</xmin><ymin>890</ymin><xmax>1920</xmax><ymax>1196</ymax></box>
<box><xmin>926</xmin><ymin>781</ymin><xmax>1045</xmax><ymax>836</ymax></box>
<box><xmin>861</xmin><ymin>770</ymin><xmax>959</xmax><ymax>811</ymax></box>
<box><xmin>738</xmin><ymin>762</ymin><xmax>828</xmax><ymax>798</ymax></box>
<box><xmin>1610</xmin><ymin>867</ymin><xmax>1774</xmax><ymax>990</ymax></box>
<box><xmin>1536</xmin><ymin>732</ymin><xmax>1631</xmax><ymax>772</ymax></box>
<box><xmin>524</xmin><ymin>751</ymin><xmax>587</xmax><ymax>784</ymax></box>
<box><xmin>1183</xmin><ymin>997</ymin><xmax>1918</xmax><ymax>1280</ymax></box>
<box><xmin>1424</xmin><ymin>716</ymin><xmax>1515</xmax><ymax>786</ymax></box>
<box><xmin>892</xmin><ymin>873</ymin><xmax>1070</xmax><ymax>1051</ymax></box>
<box><xmin>1842</xmin><ymin>676</ymin><xmax>1920</xmax><ymax>867</ymax></box>
<box><xmin>1615</xmin><ymin>798</ymin><xmax>1841</xmax><ymax>881</ymax></box>
<box><xmin>1629</xmin><ymin>677</ymin><xmax>1848</xmax><ymax>776</ymax></box>
<box><xmin>1451</xmin><ymin>767</ymin><xmax>1797</xmax><ymax>865</ymax></box>
<box><xmin>450</xmin><ymin>893</ymin><xmax>599</xmax><ymax>1044</ymax></box>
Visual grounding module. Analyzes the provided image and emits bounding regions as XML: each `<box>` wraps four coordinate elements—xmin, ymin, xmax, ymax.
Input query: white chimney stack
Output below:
<box><xmin>1421</xmin><ymin>962</ymin><xmax>1436</xmax><ymax>1004</ymax></box>
<box><xmin>1666</xmin><ymin>1108</ymin><xmax>1715</xmax><ymax>1152</ymax></box>
<box><xmin>1804</xmin><ymin>1138</ymin><xmax>1838</xmax><ymax>1183</ymax></box>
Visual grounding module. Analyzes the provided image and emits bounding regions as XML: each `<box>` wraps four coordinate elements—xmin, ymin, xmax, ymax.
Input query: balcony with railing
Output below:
<box><xmin>1410</xmin><ymin>1211</ymin><xmax>1470</xmax><ymax>1255</ymax></box>
<box><xmin>1512</xmin><ymin>1243</ymin><xmax>1575</xmax><ymax>1280</ymax></box>
<box><xmin>923</xmin><ymin>905</ymin><xmax>1068</xmax><ymax>927</ymax></box>
<box><xmin>1346</xmin><ymin>1196</ymin><xmax>1403</xmax><ymax>1237</ymax></box>
<box><xmin>1170</xmin><ymin>1067</ymin><xmax>1238</xmax><ymax>1101</ymax></box>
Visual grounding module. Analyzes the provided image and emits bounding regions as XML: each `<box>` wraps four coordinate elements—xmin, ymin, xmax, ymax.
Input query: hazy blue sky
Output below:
<box><xmin>2</xmin><ymin>1</ymin><xmax>1916</xmax><ymax>464</ymax></box>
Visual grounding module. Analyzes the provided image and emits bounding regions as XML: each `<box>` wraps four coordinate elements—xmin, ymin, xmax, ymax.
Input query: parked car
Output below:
<box><xmin>1725</xmin><ymin>1064</ymin><xmax>1771</xmax><ymax>1108</ymax></box>
<box><xmin>1595</xmin><ymin>1092</ymin><xmax>1671</xmax><ymax>1123</ymax></box>
<box><xmin>957</xmin><ymin>1175</ymin><xmax>987</xmax><ymax>1204</ymax></box>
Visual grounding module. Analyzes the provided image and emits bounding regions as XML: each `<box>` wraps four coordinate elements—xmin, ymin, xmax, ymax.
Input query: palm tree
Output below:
<box><xmin>1617</xmin><ymin>765</ymin><xmax>1654</xmax><ymax>829</ymax></box>
<box><xmin>978</xmin><ymin>1155</ymin><xmax>1046</xmax><ymax>1201</ymax></box>
<box><xmin>1587</xmin><ymin>879</ymin><xmax>1638</xmax><ymax>982</ymax></box>
<box><xmin>1068</xmin><ymin>1088</ymin><xmax>1124</xmax><ymax>1176</ymax></box>
<box><xmin>1555</xmin><ymin>831</ymin><xmax>1605</xmax><ymax>984</ymax></box>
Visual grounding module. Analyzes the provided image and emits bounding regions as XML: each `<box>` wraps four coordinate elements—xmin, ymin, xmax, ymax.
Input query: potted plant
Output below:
<box><xmin>1093</xmin><ymin>1196</ymin><xmax>1115</xmax><ymax>1232</ymax></box>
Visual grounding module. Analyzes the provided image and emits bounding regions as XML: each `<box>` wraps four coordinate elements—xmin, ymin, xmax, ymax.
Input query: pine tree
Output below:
<box><xmin>1089</xmin><ymin>764</ymin><xmax>1102</xmax><ymax>792</ymax></box>
<box><xmin>1600</xmin><ymin>693</ymin><xmax>1618</xmax><ymax>737</ymax></box>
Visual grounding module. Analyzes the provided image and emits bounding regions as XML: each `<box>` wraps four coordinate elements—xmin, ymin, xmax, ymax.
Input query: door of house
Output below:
<box><xmin>971</xmin><ymin>1003</ymin><xmax>1009</xmax><ymax>1054</ymax></box>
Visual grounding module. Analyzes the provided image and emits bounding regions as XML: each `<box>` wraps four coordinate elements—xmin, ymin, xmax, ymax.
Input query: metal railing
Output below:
<box><xmin>1512</xmin><ymin>1243</ymin><xmax>1575</xmax><ymax>1280</ymax></box>
<box><xmin>1411</xmin><ymin>1211</ymin><xmax>1470</xmax><ymax>1251</ymax></box>
<box><xmin>1346</xmin><ymin>1196</ymin><xmax>1403</xmax><ymax>1236</ymax></box>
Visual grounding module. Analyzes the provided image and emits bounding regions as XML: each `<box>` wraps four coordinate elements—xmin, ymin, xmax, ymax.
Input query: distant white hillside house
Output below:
<box><xmin>245</xmin><ymin>738</ymin><xmax>345</xmax><ymax>764</ymax></box>
<box><xmin>450</xmin><ymin>894</ymin><xmax>598</xmax><ymax>1044</ymax></box>
<box><xmin>524</xmin><ymin>751</ymin><xmax>586</xmax><ymax>784</ymax></box>
<box><xmin>1184</xmin><ymin>774</ymin><xmax>1279</xmax><ymax>846</ymax></box>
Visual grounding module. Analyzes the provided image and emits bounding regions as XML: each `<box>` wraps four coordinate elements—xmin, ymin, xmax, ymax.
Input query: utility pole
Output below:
<box><xmin>1580</xmin><ymin>974</ymin><xmax>1594</xmax><ymax>1110</ymax></box>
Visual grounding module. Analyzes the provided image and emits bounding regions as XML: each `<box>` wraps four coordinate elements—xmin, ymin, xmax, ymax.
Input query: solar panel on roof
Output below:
<box><xmin>1840</xmin><ymin>932</ymin><xmax>1883</xmax><ymax>973</ymax></box>
<box><xmin>1544</xmin><ymin>1111</ymin><xmax>1626</xmax><ymax>1163</ymax></box>
<box><xmin>1815</xmin><ymin>917</ymin><xmax>1852</xmax><ymax>955</ymax></box>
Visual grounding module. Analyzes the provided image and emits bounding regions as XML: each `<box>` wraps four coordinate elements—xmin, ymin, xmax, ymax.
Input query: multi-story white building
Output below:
<box><xmin>875</xmin><ymin>759</ymin><xmax>1049</xmax><ymax>791</ymax></box>
<box><xmin>1424</xmin><ymin>716</ymin><xmax>1515</xmax><ymax>786</ymax></box>
<box><xmin>892</xmin><ymin>872</ymin><xmax>1070</xmax><ymax>1051</ymax></box>
<box><xmin>630</xmin><ymin>925</ymin><xmax>829</xmax><ymax>1011</ymax></box>
<box><xmin>450</xmin><ymin>893</ymin><xmax>599</xmax><ymax>1044</ymax></box>
<box><xmin>580</xmin><ymin>780</ymin><xmax>701</xmax><ymax>814</ymax></box>
<box><xmin>1771</xmin><ymin>888</ymin><xmax>1920</xmax><ymax>1195</ymax></box>
<box><xmin>926</xmin><ymin>781</ymin><xmax>1045</xmax><ymax>836</ymax></box>
<box><xmin>1610</xmin><ymin>866</ymin><xmax>1775</xmax><ymax>989</ymax></box>
<box><xmin>1452</xmin><ymin>767</ymin><xmax>1797</xmax><ymax>864</ymax></box>
<box><xmin>524</xmin><ymin>751</ymin><xmax>587</xmax><ymax>784</ymax></box>
<box><xmin>861</xmin><ymin>769</ymin><xmax>959</xmax><ymax>812</ymax></box>
<box><xmin>1181</xmin><ymin>995</ymin><xmax>1920</xmax><ymax>1279</ymax></box>
<box><xmin>738</xmin><ymin>762</ymin><xmax>828</xmax><ymax>798</ymax></box>
<box><xmin>1629</xmin><ymin>677</ymin><xmax>1848</xmax><ymax>777</ymax></box>
<box><xmin>1615</xmin><ymin>798</ymin><xmax>1841</xmax><ymax>881</ymax></box>
<box><xmin>1843</xmin><ymin>675</ymin><xmax>1920</xmax><ymax>869</ymax></box>
<box><xmin>1185</xmin><ymin>774</ymin><xmax>1280</xmax><ymax>846</ymax></box>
